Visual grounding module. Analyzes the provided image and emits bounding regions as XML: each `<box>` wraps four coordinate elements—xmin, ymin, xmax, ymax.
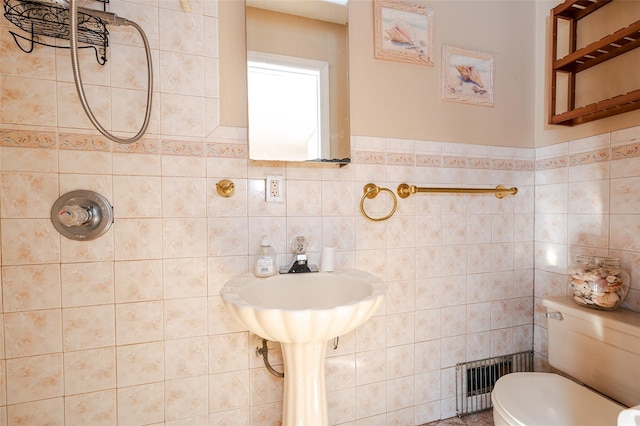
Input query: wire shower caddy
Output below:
<box><xmin>3</xmin><ymin>0</ymin><xmax>110</xmax><ymax>64</ymax></box>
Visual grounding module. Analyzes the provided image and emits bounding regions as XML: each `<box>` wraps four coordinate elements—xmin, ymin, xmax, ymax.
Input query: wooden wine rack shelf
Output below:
<box><xmin>549</xmin><ymin>0</ymin><xmax>640</xmax><ymax>126</ymax></box>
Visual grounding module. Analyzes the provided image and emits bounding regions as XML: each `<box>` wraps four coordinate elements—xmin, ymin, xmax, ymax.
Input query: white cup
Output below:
<box><xmin>320</xmin><ymin>247</ymin><xmax>336</xmax><ymax>272</ymax></box>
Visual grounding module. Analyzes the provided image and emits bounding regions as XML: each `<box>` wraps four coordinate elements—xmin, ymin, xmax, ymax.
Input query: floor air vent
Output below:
<box><xmin>455</xmin><ymin>350</ymin><xmax>533</xmax><ymax>416</ymax></box>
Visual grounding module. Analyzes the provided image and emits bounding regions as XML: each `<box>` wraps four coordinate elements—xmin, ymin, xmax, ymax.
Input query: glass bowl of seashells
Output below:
<box><xmin>568</xmin><ymin>255</ymin><xmax>630</xmax><ymax>311</ymax></box>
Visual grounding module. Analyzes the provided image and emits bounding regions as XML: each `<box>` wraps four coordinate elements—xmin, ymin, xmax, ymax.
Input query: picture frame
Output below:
<box><xmin>442</xmin><ymin>45</ymin><xmax>494</xmax><ymax>107</ymax></box>
<box><xmin>373</xmin><ymin>0</ymin><xmax>434</xmax><ymax>66</ymax></box>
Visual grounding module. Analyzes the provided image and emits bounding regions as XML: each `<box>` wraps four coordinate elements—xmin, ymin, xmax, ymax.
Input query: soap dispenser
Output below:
<box><xmin>255</xmin><ymin>236</ymin><xmax>277</xmax><ymax>277</ymax></box>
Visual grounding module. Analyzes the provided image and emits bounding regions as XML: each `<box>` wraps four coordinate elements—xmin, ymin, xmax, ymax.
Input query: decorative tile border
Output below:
<box><xmin>1</xmin><ymin>128</ymin><xmax>245</xmax><ymax>158</ymax></box>
<box><xmin>468</xmin><ymin>158</ymin><xmax>492</xmax><ymax>169</ymax></box>
<box><xmin>0</xmin><ymin>127</ymin><xmax>625</xmax><ymax>170</ymax></box>
<box><xmin>207</xmin><ymin>142</ymin><xmax>247</xmax><ymax>159</ymax></box>
<box><xmin>161</xmin><ymin>140</ymin><xmax>205</xmax><ymax>156</ymax></box>
<box><xmin>612</xmin><ymin>141</ymin><xmax>640</xmax><ymax>160</ymax></box>
<box><xmin>491</xmin><ymin>159</ymin><xmax>515</xmax><ymax>170</ymax></box>
<box><xmin>387</xmin><ymin>152</ymin><xmax>415</xmax><ymax>166</ymax></box>
<box><xmin>537</xmin><ymin>147</ymin><xmax>617</xmax><ymax>170</ymax></box>
<box><xmin>416</xmin><ymin>154</ymin><xmax>441</xmax><ymax>168</ymax></box>
<box><xmin>112</xmin><ymin>138</ymin><xmax>162</xmax><ymax>154</ymax></box>
<box><xmin>443</xmin><ymin>156</ymin><xmax>467</xmax><ymax>168</ymax></box>
<box><xmin>569</xmin><ymin>148</ymin><xmax>610</xmax><ymax>166</ymax></box>
<box><xmin>515</xmin><ymin>159</ymin><xmax>535</xmax><ymax>171</ymax></box>
<box><xmin>355</xmin><ymin>149</ymin><xmax>533</xmax><ymax>171</ymax></box>
<box><xmin>354</xmin><ymin>150</ymin><xmax>386</xmax><ymax>165</ymax></box>
<box><xmin>535</xmin><ymin>155</ymin><xmax>568</xmax><ymax>171</ymax></box>
<box><xmin>59</xmin><ymin>133</ymin><xmax>110</xmax><ymax>151</ymax></box>
<box><xmin>0</xmin><ymin>130</ymin><xmax>56</xmax><ymax>149</ymax></box>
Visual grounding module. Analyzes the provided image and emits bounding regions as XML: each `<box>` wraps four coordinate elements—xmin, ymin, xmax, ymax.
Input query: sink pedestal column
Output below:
<box><xmin>281</xmin><ymin>341</ymin><xmax>329</xmax><ymax>426</ymax></box>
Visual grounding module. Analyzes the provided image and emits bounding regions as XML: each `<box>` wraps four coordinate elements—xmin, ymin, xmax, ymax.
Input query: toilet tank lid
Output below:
<box><xmin>542</xmin><ymin>296</ymin><xmax>640</xmax><ymax>338</ymax></box>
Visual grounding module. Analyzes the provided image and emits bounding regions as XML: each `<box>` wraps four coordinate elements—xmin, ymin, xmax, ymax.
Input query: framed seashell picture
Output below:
<box><xmin>442</xmin><ymin>45</ymin><xmax>495</xmax><ymax>107</ymax></box>
<box><xmin>373</xmin><ymin>0</ymin><xmax>434</xmax><ymax>66</ymax></box>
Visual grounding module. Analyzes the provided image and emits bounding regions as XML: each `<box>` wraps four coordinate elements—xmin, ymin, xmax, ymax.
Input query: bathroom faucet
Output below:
<box><xmin>280</xmin><ymin>236</ymin><xmax>318</xmax><ymax>273</ymax></box>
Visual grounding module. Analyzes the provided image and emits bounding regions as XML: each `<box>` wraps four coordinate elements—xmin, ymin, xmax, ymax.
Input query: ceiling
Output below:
<box><xmin>246</xmin><ymin>0</ymin><xmax>348</xmax><ymax>25</ymax></box>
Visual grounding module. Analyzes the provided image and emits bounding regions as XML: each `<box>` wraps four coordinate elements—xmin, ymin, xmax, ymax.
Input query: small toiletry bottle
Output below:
<box><xmin>255</xmin><ymin>237</ymin><xmax>277</xmax><ymax>277</ymax></box>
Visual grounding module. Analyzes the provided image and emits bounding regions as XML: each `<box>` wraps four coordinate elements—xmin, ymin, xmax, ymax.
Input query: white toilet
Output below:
<box><xmin>491</xmin><ymin>296</ymin><xmax>640</xmax><ymax>426</ymax></box>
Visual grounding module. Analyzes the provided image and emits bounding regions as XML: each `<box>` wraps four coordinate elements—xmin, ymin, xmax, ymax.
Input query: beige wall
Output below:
<box><xmin>349</xmin><ymin>0</ymin><xmax>536</xmax><ymax>148</ymax></box>
<box><xmin>223</xmin><ymin>0</ymin><xmax>640</xmax><ymax>150</ymax></box>
<box><xmin>219</xmin><ymin>0</ymin><xmax>247</xmax><ymax>128</ymax></box>
<box><xmin>222</xmin><ymin>0</ymin><xmax>537</xmax><ymax>148</ymax></box>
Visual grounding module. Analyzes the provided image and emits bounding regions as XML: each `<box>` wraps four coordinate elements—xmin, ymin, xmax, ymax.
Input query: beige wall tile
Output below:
<box><xmin>4</xmin><ymin>309</ymin><xmax>62</xmax><ymax>358</ymax></box>
<box><xmin>116</xmin><ymin>341</ymin><xmax>164</xmax><ymax>388</ymax></box>
<box><xmin>65</xmin><ymin>389</ymin><xmax>117</xmax><ymax>426</ymax></box>
<box><xmin>61</xmin><ymin>261</ymin><xmax>114</xmax><ymax>307</ymax></box>
<box><xmin>1</xmin><ymin>219</ymin><xmax>60</xmax><ymax>265</ymax></box>
<box><xmin>115</xmin><ymin>301</ymin><xmax>163</xmax><ymax>345</ymax></box>
<box><xmin>64</xmin><ymin>347</ymin><xmax>116</xmax><ymax>395</ymax></box>
<box><xmin>6</xmin><ymin>397</ymin><xmax>64</xmax><ymax>425</ymax></box>
<box><xmin>117</xmin><ymin>382</ymin><xmax>164</xmax><ymax>425</ymax></box>
<box><xmin>6</xmin><ymin>353</ymin><xmax>63</xmax><ymax>404</ymax></box>
<box><xmin>2</xmin><ymin>264</ymin><xmax>61</xmax><ymax>312</ymax></box>
<box><xmin>63</xmin><ymin>305</ymin><xmax>115</xmax><ymax>351</ymax></box>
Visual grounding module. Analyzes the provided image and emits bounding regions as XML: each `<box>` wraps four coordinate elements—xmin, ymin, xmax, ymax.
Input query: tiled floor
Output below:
<box><xmin>421</xmin><ymin>410</ymin><xmax>494</xmax><ymax>426</ymax></box>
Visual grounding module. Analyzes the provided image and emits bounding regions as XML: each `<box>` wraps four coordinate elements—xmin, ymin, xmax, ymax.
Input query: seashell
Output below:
<box><xmin>606</xmin><ymin>275</ymin><xmax>620</xmax><ymax>283</ymax></box>
<box><xmin>592</xmin><ymin>292</ymin><xmax>620</xmax><ymax>308</ymax></box>
<box><xmin>456</xmin><ymin>65</ymin><xmax>484</xmax><ymax>88</ymax></box>
<box><xmin>574</xmin><ymin>295</ymin><xmax>588</xmax><ymax>305</ymax></box>
<box><xmin>582</xmin><ymin>272</ymin><xmax>599</xmax><ymax>282</ymax></box>
<box><xmin>385</xmin><ymin>20</ymin><xmax>415</xmax><ymax>44</ymax></box>
<box><xmin>607</xmin><ymin>283</ymin><xmax>622</xmax><ymax>293</ymax></box>
<box><xmin>573</xmin><ymin>281</ymin><xmax>591</xmax><ymax>292</ymax></box>
<box><xmin>385</xmin><ymin>27</ymin><xmax>411</xmax><ymax>44</ymax></box>
<box><xmin>591</xmin><ymin>278</ymin><xmax>609</xmax><ymax>295</ymax></box>
<box><xmin>573</xmin><ymin>282</ymin><xmax>591</xmax><ymax>295</ymax></box>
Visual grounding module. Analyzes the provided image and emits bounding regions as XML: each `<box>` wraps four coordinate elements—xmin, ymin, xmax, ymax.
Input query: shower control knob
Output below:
<box><xmin>50</xmin><ymin>190</ymin><xmax>113</xmax><ymax>241</ymax></box>
<box><xmin>58</xmin><ymin>204</ymin><xmax>92</xmax><ymax>227</ymax></box>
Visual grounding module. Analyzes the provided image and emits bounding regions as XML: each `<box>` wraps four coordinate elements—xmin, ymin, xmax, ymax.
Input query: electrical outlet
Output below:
<box><xmin>265</xmin><ymin>175</ymin><xmax>284</xmax><ymax>202</ymax></box>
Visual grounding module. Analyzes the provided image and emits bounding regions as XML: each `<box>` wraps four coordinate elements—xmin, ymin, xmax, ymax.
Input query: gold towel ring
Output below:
<box><xmin>360</xmin><ymin>183</ymin><xmax>397</xmax><ymax>222</ymax></box>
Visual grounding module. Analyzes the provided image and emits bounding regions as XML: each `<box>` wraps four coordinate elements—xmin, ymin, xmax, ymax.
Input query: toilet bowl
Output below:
<box><xmin>618</xmin><ymin>404</ymin><xmax>640</xmax><ymax>426</ymax></box>
<box><xmin>491</xmin><ymin>296</ymin><xmax>640</xmax><ymax>426</ymax></box>
<box><xmin>492</xmin><ymin>372</ymin><xmax>623</xmax><ymax>426</ymax></box>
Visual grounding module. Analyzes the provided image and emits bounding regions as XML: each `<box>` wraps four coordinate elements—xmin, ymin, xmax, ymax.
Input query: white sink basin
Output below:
<box><xmin>220</xmin><ymin>269</ymin><xmax>384</xmax><ymax>425</ymax></box>
<box><xmin>220</xmin><ymin>269</ymin><xmax>385</xmax><ymax>343</ymax></box>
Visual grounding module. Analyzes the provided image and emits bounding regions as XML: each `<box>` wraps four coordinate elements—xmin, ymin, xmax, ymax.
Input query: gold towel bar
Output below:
<box><xmin>397</xmin><ymin>183</ymin><xmax>518</xmax><ymax>199</ymax></box>
<box><xmin>359</xmin><ymin>183</ymin><xmax>518</xmax><ymax>222</ymax></box>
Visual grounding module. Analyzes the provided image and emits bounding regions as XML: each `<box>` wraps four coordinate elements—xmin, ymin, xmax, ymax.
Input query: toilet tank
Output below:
<box><xmin>543</xmin><ymin>296</ymin><xmax>640</xmax><ymax>407</ymax></box>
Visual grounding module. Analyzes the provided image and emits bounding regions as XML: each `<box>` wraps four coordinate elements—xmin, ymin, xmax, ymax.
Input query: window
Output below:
<box><xmin>247</xmin><ymin>52</ymin><xmax>330</xmax><ymax>161</ymax></box>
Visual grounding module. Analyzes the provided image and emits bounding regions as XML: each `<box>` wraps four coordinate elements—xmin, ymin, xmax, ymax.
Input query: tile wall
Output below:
<box><xmin>0</xmin><ymin>121</ymin><xmax>537</xmax><ymax>425</ymax></box>
<box><xmin>533</xmin><ymin>127</ymin><xmax>640</xmax><ymax>371</ymax></box>
<box><xmin>0</xmin><ymin>0</ymin><xmax>638</xmax><ymax>425</ymax></box>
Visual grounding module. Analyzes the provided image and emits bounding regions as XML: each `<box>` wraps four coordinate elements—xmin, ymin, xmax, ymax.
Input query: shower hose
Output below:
<box><xmin>69</xmin><ymin>0</ymin><xmax>153</xmax><ymax>144</ymax></box>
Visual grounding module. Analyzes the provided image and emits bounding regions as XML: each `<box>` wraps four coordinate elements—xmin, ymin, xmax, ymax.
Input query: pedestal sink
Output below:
<box><xmin>220</xmin><ymin>269</ymin><xmax>385</xmax><ymax>426</ymax></box>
